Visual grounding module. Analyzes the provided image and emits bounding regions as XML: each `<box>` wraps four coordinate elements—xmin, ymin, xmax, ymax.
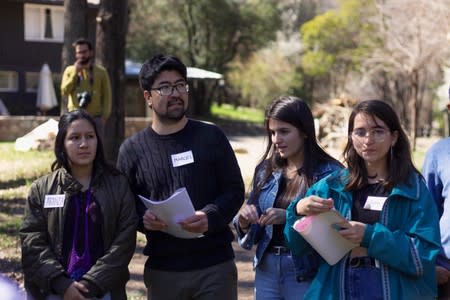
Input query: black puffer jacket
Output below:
<box><xmin>20</xmin><ymin>166</ymin><xmax>137</xmax><ymax>300</ymax></box>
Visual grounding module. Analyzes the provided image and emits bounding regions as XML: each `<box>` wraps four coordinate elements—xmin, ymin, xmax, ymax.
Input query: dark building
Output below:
<box><xmin>0</xmin><ymin>1</ymin><xmax>223</xmax><ymax>118</ymax></box>
<box><xmin>0</xmin><ymin>0</ymin><xmax>98</xmax><ymax>116</ymax></box>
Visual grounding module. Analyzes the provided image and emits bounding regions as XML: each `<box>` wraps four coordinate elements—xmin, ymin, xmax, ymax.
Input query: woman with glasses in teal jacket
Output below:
<box><xmin>285</xmin><ymin>99</ymin><xmax>441</xmax><ymax>299</ymax></box>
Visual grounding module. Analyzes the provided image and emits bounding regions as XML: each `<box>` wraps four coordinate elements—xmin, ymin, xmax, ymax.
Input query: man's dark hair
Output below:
<box><xmin>139</xmin><ymin>54</ymin><xmax>187</xmax><ymax>91</ymax></box>
<box><xmin>72</xmin><ymin>38</ymin><xmax>93</xmax><ymax>51</ymax></box>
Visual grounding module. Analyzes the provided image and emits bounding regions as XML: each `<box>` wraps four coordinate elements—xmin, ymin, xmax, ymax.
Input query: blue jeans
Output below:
<box><xmin>255</xmin><ymin>253</ymin><xmax>310</xmax><ymax>300</ymax></box>
<box><xmin>344</xmin><ymin>263</ymin><xmax>383</xmax><ymax>300</ymax></box>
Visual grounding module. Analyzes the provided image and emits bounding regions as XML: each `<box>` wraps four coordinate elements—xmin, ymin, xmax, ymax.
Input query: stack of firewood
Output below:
<box><xmin>313</xmin><ymin>97</ymin><xmax>357</xmax><ymax>154</ymax></box>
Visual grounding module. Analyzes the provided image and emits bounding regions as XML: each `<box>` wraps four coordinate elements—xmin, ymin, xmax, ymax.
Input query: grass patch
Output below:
<box><xmin>0</xmin><ymin>217</ymin><xmax>21</xmax><ymax>235</ymax></box>
<box><xmin>0</xmin><ymin>186</ymin><xmax>30</xmax><ymax>200</ymax></box>
<box><xmin>0</xmin><ymin>214</ymin><xmax>22</xmax><ymax>248</ymax></box>
<box><xmin>0</xmin><ymin>142</ymin><xmax>54</xmax><ymax>277</ymax></box>
<box><xmin>211</xmin><ymin>103</ymin><xmax>264</xmax><ymax>124</ymax></box>
<box><xmin>0</xmin><ymin>235</ymin><xmax>19</xmax><ymax>250</ymax></box>
<box><xmin>0</xmin><ymin>142</ymin><xmax>53</xmax><ymax>182</ymax></box>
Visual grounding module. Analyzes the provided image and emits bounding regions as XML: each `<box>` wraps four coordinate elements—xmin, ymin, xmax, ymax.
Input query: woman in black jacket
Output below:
<box><xmin>20</xmin><ymin>110</ymin><xmax>137</xmax><ymax>300</ymax></box>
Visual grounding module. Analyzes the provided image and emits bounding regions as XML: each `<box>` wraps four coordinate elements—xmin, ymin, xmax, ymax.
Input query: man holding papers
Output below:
<box><xmin>117</xmin><ymin>54</ymin><xmax>245</xmax><ymax>300</ymax></box>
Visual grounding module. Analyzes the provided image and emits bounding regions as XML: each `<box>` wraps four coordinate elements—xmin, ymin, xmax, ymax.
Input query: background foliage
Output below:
<box><xmin>125</xmin><ymin>0</ymin><xmax>450</xmax><ymax>137</ymax></box>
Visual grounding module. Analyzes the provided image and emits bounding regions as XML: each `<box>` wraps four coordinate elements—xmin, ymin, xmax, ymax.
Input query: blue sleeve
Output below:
<box><xmin>232</xmin><ymin>216</ymin><xmax>263</xmax><ymax>250</ymax></box>
<box><xmin>422</xmin><ymin>148</ymin><xmax>444</xmax><ymax>217</ymax></box>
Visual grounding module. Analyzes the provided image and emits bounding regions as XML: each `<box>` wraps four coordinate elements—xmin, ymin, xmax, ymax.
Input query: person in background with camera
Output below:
<box><xmin>61</xmin><ymin>38</ymin><xmax>112</xmax><ymax>140</ymax></box>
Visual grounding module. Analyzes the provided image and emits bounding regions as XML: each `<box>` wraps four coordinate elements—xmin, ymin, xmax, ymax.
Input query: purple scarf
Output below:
<box><xmin>67</xmin><ymin>188</ymin><xmax>93</xmax><ymax>280</ymax></box>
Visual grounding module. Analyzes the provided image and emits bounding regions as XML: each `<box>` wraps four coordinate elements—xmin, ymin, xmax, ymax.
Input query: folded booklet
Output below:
<box><xmin>139</xmin><ymin>187</ymin><xmax>203</xmax><ymax>239</ymax></box>
<box><xmin>292</xmin><ymin>209</ymin><xmax>358</xmax><ymax>265</ymax></box>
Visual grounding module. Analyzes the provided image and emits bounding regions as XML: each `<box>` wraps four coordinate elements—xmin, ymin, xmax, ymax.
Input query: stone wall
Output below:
<box><xmin>0</xmin><ymin>116</ymin><xmax>152</xmax><ymax>142</ymax></box>
<box><xmin>0</xmin><ymin>116</ymin><xmax>56</xmax><ymax>141</ymax></box>
<box><xmin>0</xmin><ymin>116</ymin><xmax>264</xmax><ymax>142</ymax></box>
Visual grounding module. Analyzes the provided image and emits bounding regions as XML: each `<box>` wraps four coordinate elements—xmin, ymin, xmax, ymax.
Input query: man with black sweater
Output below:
<box><xmin>117</xmin><ymin>54</ymin><xmax>245</xmax><ymax>300</ymax></box>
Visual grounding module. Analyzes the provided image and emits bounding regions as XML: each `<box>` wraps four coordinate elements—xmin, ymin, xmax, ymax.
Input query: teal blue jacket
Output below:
<box><xmin>285</xmin><ymin>169</ymin><xmax>441</xmax><ymax>300</ymax></box>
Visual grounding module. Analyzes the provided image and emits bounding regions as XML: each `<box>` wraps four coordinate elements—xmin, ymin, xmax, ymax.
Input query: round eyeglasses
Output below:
<box><xmin>151</xmin><ymin>83</ymin><xmax>189</xmax><ymax>96</ymax></box>
<box><xmin>351</xmin><ymin>128</ymin><xmax>390</xmax><ymax>142</ymax></box>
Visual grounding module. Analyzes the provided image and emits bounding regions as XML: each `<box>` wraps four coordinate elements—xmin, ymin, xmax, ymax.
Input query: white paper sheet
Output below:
<box><xmin>139</xmin><ymin>188</ymin><xmax>203</xmax><ymax>239</ymax></box>
<box><xmin>293</xmin><ymin>209</ymin><xmax>357</xmax><ymax>265</ymax></box>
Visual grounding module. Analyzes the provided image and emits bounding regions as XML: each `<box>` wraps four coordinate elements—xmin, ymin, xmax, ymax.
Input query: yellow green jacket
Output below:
<box><xmin>61</xmin><ymin>64</ymin><xmax>111</xmax><ymax>120</ymax></box>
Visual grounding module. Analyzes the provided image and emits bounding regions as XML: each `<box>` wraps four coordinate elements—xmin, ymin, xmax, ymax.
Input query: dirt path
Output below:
<box><xmin>126</xmin><ymin>234</ymin><xmax>255</xmax><ymax>300</ymax></box>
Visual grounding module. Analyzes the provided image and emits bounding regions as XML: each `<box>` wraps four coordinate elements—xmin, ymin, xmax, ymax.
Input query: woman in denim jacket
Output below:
<box><xmin>233</xmin><ymin>96</ymin><xmax>342</xmax><ymax>300</ymax></box>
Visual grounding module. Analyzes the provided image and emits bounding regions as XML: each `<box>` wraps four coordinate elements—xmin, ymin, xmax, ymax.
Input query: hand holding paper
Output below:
<box><xmin>335</xmin><ymin>220</ymin><xmax>367</xmax><ymax>245</ymax></box>
<box><xmin>143</xmin><ymin>210</ymin><xmax>168</xmax><ymax>231</ymax></box>
<box><xmin>179</xmin><ymin>211</ymin><xmax>208</xmax><ymax>233</ymax></box>
<box><xmin>293</xmin><ymin>209</ymin><xmax>358</xmax><ymax>265</ymax></box>
<box><xmin>295</xmin><ymin>195</ymin><xmax>334</xmax><ymax>215</ymax></box>
<box><xmin>139</xmin><ymin>188</ymin><xmax>203</xmax><ymax>239</ymax></box>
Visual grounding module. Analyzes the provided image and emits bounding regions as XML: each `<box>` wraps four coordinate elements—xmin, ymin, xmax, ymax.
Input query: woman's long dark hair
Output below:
<box><xmin>251</xmin><ymin>96</ymin><xmax>341</xmax><ymax>203</ymax></box>
<box><xmin>343</xmin><ymin>99</ymin><xmax>418</xmax><ymax>191</ymax></box>
<box><xmin>51</xmin><ymin>110</ymin><xmax>116</xmax><ymax>174</ymax></box>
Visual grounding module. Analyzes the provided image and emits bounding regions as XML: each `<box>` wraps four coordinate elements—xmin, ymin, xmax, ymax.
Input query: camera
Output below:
<box><xmin>77</xmin><ymin>91</ymin><xmax>91</xmax><ymax>108</ymax></box>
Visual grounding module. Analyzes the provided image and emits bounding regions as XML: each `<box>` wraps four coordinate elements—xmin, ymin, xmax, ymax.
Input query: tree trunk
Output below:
<box><xmin>410</xmin><ymin>70</ymin><xmax>419</xmax><ymax>150</ymax></box>
<box><xmin>61</xmin><ymin>0</ymin><xmax>89</xmax><ymax>115</ymax></box>
<box><xmin>96</xmin><ymin>0</ymin><xmax>129</xmax><ymax>162</ymax></box>
<box><xmin>194</xmin><ymin>80</ymin><xmax>209</xmax><ymax>116</ymax></box>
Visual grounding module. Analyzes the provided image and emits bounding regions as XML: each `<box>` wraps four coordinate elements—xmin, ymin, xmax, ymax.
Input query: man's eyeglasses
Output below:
<box><xmin>151</xmin><ymin>83</ymin><xmax>189</xmax><ymax>96</ymax></box>
<box><xmin>351</xmin><ymin>128</ymin><xmax>390</xmax><ymax>142</ymax></box>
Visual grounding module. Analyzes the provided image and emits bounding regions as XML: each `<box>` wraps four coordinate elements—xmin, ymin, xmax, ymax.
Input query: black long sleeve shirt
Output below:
<box><xmin>117</xmin><ymin>119</ymin><xmax>245</xmax><ymax>271</ymax></box>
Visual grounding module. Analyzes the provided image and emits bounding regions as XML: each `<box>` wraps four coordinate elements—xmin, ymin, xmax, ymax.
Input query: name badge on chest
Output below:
<box><xmin>363</xmin><ymin>196</ymin><xmax>387</xmax><ymax>211</ymax></box>
<box><xmin>171</xmin><ymin>150</ymin><xmax>194</xmax><ymax>168</ymax></box>
<box><xmin>44</xmin><ymin>194</ymin><xmax>65</xmax><ymax>208</ymax></box>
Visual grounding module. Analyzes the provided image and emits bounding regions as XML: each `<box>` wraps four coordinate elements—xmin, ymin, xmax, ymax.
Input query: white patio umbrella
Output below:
<box><xmin>36</xmin><ymin>63</ymin><xmax>58</xmax><ymax>114</ymax></box>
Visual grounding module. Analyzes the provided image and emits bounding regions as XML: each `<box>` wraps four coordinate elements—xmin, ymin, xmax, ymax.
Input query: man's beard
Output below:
<box><xmin>154</xmin><ymin>99</ymin><xmax>187</xmax><ymax>124</ymax></box>
<box><xmin>80</xmin><ymin>57</ymin><xmax>91</xmax><ymax>65</ymax></box>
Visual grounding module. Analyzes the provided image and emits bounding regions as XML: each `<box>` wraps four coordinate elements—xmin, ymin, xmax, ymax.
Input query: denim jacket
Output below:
<box><xmin>233</xmin><ymin>160</ymin><xmax>341</xmax><ymax>281</ymax></box>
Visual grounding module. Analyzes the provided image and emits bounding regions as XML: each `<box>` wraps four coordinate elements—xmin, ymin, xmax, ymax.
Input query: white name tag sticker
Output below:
<box><xmin>44</xmin><ymin>194</ymin><xmax>65</xmax><ymax>208</ymax></box>
<box><xmin>364</xmin><ymin>196</ymin><xmax>387</xmax><ymax>211</ymax></box>
<box><xmin>171</xmin><ymin>150</ymin><xmax>194</xmax><ymax>168</ymax></box>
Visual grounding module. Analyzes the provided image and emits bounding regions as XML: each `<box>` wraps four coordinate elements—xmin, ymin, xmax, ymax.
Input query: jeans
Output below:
<box><xmin>254</xmin><ymin>253</ymin><xmax>310</xmax><ymax>300</ymax></box>
<box><xmin>344</xmin><ymin>264</ymin><xmax>383</xmax><ymax>300</ymax></box>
